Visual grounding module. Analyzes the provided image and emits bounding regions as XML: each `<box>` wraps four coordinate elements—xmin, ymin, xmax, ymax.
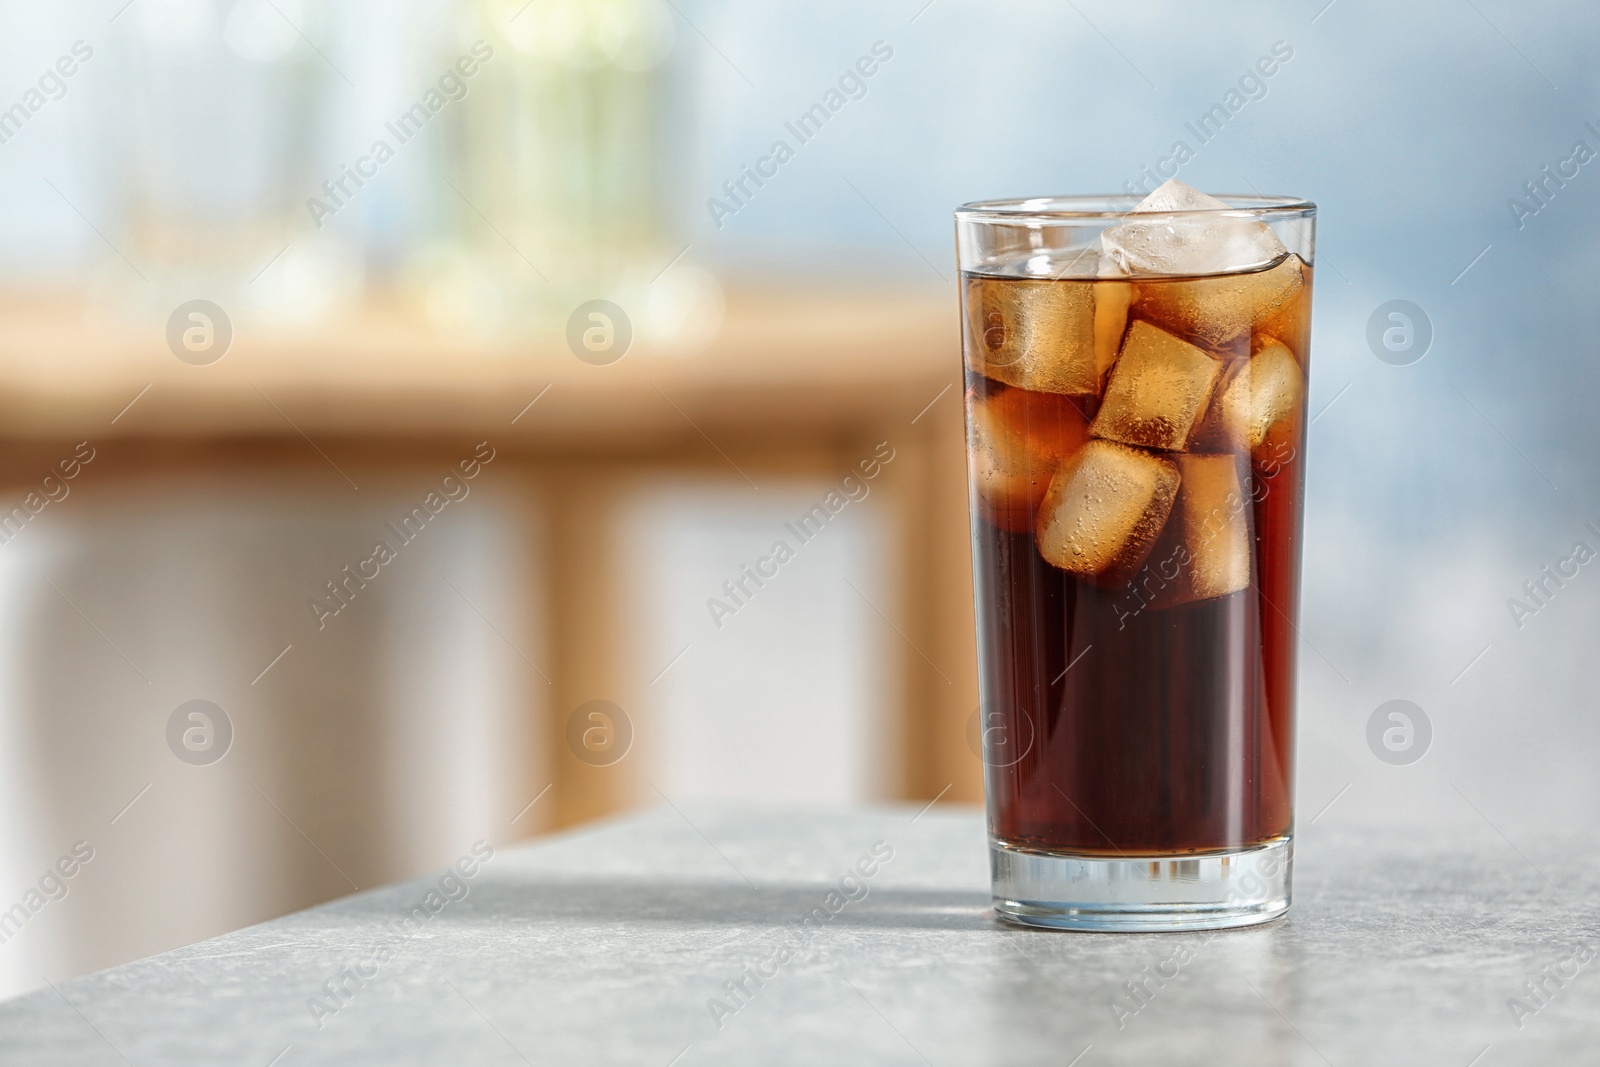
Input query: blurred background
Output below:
<box><xmin>0</xmin><ymin>0</ymin><xmax>1596</xmax><ymax>1000</ymax></box>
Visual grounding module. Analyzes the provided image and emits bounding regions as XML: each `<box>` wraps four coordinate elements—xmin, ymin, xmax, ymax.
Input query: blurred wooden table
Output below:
<box><xmin>0</xmin><ymin>288</ymin><xmax>981</xmax><ymax>825</ymax></box>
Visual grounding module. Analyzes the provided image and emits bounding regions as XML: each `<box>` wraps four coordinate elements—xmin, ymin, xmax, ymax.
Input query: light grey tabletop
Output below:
<box><xmin>0</xmin><ymin>804</ymin><xmax>1596</xmax><ymax>1065</ymax></box>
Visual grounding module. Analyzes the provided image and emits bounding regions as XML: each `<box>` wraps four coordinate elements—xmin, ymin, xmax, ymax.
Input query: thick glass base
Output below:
<box><xmin>991</xmin><ymin>836</ymin><xmax>1291</xmax><ymax>932</ymax></box>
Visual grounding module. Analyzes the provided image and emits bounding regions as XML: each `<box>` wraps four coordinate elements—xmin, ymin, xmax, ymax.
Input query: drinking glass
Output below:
<box><xmin>955</xmin><ymin>192</ymin><xmax>1315</xmax><ymax>930</ymax></box>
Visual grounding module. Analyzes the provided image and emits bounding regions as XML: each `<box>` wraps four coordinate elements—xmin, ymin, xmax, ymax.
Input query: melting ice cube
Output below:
<box><xmin>1091</xmin><ymin>320</ymin><xmax>1222</xmax><ymax>452</ymax></box>
<box><xmin>968</xmin><ymin>386</ymin><xmax>1089</xmax><ymax>532</ymax></box>
<box><xmin>1101</xmin><ymin>179</ymin><xmax>1288</xmax><ymax>277</ymax></box>
<box><xmin>1034</xmin><ymin>439</ymin><xmax>1180</xmax><ymax>580</ymax></box>
<box><xmin>1170</xmin><ymin>454</ymin><xmax>1252</xmax><ymax>602</ymax></box>
<box><xmin>1192</xmin><ymin>337</ymin><xmax>1304</xmax><ymax>451</ymax></box>
<box><xmin>965</xmin><ymin>277</ymin><xmax>1099</xmax><ymax>396</ymax></box>
<box><xmin>1133</xmin><ymin>254</ymin><xmax>1304</xmax><ymax>351</ymax></box>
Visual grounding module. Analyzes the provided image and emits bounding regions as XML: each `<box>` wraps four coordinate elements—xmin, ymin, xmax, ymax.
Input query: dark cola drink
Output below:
<box><xmin>957</xmin><ymin>181</ymin><xmax>1314</xmax><ymax>930</ymax></box>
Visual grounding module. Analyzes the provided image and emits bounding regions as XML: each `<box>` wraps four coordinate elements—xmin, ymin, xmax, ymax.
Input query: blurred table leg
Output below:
<box><xmin>543</xmin><ymin>460</ymin><xmax>636</xmax><ymax>827</ymax></box>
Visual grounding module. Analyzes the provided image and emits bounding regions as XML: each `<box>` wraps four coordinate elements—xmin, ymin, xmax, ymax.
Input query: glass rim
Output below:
<box><xmin>954</xmin><ymin>193</ymin><xmax>1316</xmax><ymax>223</ymax></box>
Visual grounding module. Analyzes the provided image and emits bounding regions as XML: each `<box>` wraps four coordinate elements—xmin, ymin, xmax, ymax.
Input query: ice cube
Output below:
<box><xmin>1256</xmin><ymin>258</ymin><xmax>1311</xmax><ymax>358</ymax></box>
<box><xmin>965</xmin><ymin>277</ymin><xmax>1098</xmax><ymax>396</ymax></box>
<box><xmin>1191</xmin><ymin>336</ymin><xmax>1305</xmax><ymax>452</ymax></box>
<box><xmin>1245</xmin><ymin>337</ymin><xmax>1303</xmax><ymax>446</ymax></box>
<box><xmin>968</xmin><ymin>386</ymin><xmax>1089</xmax><ymax>532</ymax></box>
<box><xmin>1132</xmin><ymin>254</ymin><xmax>1305</xmax><ymax>350</ymax></box>
<box><xmin>1191</xmin><ymin>358</ymin><xmax>1252</xmax><ymax>453</ymax></box>
<box><xmin>1034</xmin><ymin>439</ymin><xmax>1180</xmax><ymax>580</ymax></box>
<box><xmin>1090</xmin><ymin>320</ymin><xmax>1222</xmax><ymax>452</ymax></box>
<box><xmin>1094</xmin><ymin>278</ymin><xmax>1133</xmax><ymax>379</ymax></box>
<box><xmin>1170</xmin><ymin>454</ymin><xmax>1251</xmax><ymax>602</ymax></box>
<box><xmin>1101</xmin><ymin>179</ymin><xmax>1287</xmax><ymax>277</ymax></box>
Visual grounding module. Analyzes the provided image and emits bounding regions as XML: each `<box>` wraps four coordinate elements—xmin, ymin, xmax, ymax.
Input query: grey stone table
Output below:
<box><xmin>1</xmin><ymin>804</ymin><xmax>1597</xmax><ymax>1065</ymax></box>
